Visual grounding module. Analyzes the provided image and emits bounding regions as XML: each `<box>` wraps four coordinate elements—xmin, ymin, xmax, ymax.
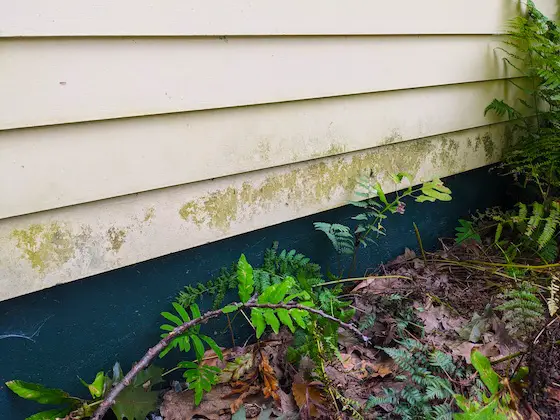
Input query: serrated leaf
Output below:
<box><xmin>5</xmin><ymin>381</ymin><xmax>75</xmax><ymax>405</ymax></box>
<box><xmin>268</xmin><ymin>277</ymin><xmax>295</xmax><ymax>304</ymax></box>
<box><xmin>289</xmin><ymin>309</ymin><xmax>308</xmax><ymax>329</ymax></box>
<box><xmin>112</xmin><ymin>382</ymin><xmax>159</xmax><ymax>420</ymax></box>
<box><xmin>251</xmin><ymin>309</ymin><xmax>267</xmax><ymax>338</ymax></box>
<box><xmin>237</xmin><ymin>254</ymin><xmax>254</xmax><ymax>303</ymax></box>
<box><xmin>276</xmin><ymin>308</ymin><xmax>296</xmax><ymax>332</ymax></box>
<box><xmin>416</xmin><ymin>195</ymin><xmax>436</xmax><ymax>203</ymax></box>
<box><xmin>263</xmin><ymin>309</ymin><xmax>280</xmax><ymax>333</ymax></box>
<box><xmin>133</xmin><ymin>365</ymin><xmax>164</xmax><ymax>389</ymax></box>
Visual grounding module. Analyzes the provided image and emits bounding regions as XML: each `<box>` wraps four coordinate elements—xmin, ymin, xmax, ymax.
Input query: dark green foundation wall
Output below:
<box><xmin>1</xmin><ymin>166</ymin><xmax>509</xmax><ymax>418</ymax></box>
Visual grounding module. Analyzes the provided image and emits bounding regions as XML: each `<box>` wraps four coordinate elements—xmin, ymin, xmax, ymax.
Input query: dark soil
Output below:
<box><xmin>528</xmin><ymin>319</ymin><xmax>560</xmax><ymax>419</ymax></box>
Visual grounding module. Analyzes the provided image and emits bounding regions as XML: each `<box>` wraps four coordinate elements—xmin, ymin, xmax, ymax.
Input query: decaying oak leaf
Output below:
<box><xmin>218</xmin><ymin>353</ymin><xmax>254</xmax><ymax>383</ymax></box>
<box><xmin>292</xmin><ymin>380</ymin><xmax>326</xmax><ymax>418</ymax></box>
<box><xmin>339</xmin><ymin>352</ymin><xmax>394</xmax><ymax>380</ymax></box>
<box><xmin>160</xmin><ymin>385</ymin><xmax>233</xmax><ymax>420</ymax></box>
<box><xmin>260</xmin><ymin>356</ymin><xmax>280</xmax><ymax>402</ymax></box>
<box><xmin>229</xmin><ymin>384</ymin><xmax>261</xmax><ymax>414</ymax></box>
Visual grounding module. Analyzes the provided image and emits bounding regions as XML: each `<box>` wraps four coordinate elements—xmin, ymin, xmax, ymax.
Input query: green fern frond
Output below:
<box><xmin>313</xmin><ymin>222</ymin><xmax>355</xmax><ymax>255</ymax></box>
<box><xmin>496</xmin><ymin>282</ymin><xmax>545</xmax><ymax>338</ymax></box>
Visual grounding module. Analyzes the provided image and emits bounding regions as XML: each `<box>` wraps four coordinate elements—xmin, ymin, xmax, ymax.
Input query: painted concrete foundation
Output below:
<box><xmin>0</xmin><ymin>166</ymin><xmax>510</xmax><ymax>418</ymax></box>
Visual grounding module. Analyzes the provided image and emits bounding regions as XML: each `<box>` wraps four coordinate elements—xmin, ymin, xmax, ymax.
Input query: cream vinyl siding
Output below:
<box><xmin>0</xmin><ymin>0</ymin><xmax>556</xmax><ymax>301</ymax></box>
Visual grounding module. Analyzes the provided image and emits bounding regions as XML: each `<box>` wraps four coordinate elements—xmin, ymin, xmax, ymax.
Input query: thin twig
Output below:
<box><xmin>91</xmin><ymin>302</ymin><xmax>369</xmax><ymax>420</ymax></box>
<box><xmin>413</xmin><ymin>222</ymin><xmax>427</xmax><ymax>264</ymax></box>
<box><xmin>315</xmin><ymin>275</ymin><xmax>412</xmax><ymax>288</ymax></box>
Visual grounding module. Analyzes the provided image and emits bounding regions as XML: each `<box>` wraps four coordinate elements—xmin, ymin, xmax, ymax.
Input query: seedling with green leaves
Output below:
<box><xmin>454</xmin><ymin>351</ymin><xmax>528</xmax><ymax>419</ymax></box>
<box><xmin>315</xmin><ymin>173</ymin><xmax>451</xmax><ymax>256</ymax></box>
<box><xmin>6</xmin><ymin>362</ymin><xmax>163</xmax><ymax>420</ymax></box>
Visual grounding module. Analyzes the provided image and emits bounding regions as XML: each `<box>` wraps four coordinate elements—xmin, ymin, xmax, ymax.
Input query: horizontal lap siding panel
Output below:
<box><xmin>0</xmin><ymin>35</ymin><xmax>518</xmax><ymax>130</ymax></box>
<box><xmin>0</xmin><ymin>79</ymin><xmax>523</xmax><ymax>220</ymax></box>
<box><xmin>0</xmin><ymin>123</ymin><xmax>512</xmax><ymax>301</ymax></box>
<box><xmin>1</xmin><ymin>0</ymin><xmax>557</xmax><ymax>36</ymax></box>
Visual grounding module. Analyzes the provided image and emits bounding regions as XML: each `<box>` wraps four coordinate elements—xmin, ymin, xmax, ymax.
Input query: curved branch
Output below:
<box><xmin>91</xmin><ymin>302</ymin><xmax>368</xmax><ymax>420</ymax></box>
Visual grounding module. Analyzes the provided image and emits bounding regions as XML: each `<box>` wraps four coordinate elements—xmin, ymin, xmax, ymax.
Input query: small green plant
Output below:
<box><xmin>455</xmin><ymin>219</ymin><xmax>482</xmax><ymax>244</ymax></box>
<box><xmin>6</xmin><ymin>362</ymin><xmax>163</xmax><ymax>420</ymax></box>
<box><xmin>473</xmin><ymin>202</ymin><xmax>560</xmax><ymax>263</ymax></box>
<box><xmin>454</xmin><ymin>351</ymin><xmax>528</xmax><ymax>419</ymax></box>
<box><xmin>495</xmin><ymin>281</ymin><xmax>545</xmax><ymax>339</ymax></box>
<box><xmin>367</xmin><ymin>338</ymin><xmax>460</xmax><ymax>419</ymax></box>
<box><xmin>316</xmin><ymin>173</ymin><xmax>452</xmax><ymax>257</ymax></box>
<box><xmin>178</xmin><ymin>361</ymin><xmax>221</xmax><ymax>405</ymax></box>
<box><xmin>159</xmin><ymin>302</ymin><xmax>223</xmax><ymax>359</ymax></box>
<box><xmin>176</xmin><ymin>243</ymin><xmax>323</xmax><ymax>309</ymax></box>
<box><xmin>484</xmin><ymin>0</ymin><xmax>560</xmax><ymax>193</ymax></box>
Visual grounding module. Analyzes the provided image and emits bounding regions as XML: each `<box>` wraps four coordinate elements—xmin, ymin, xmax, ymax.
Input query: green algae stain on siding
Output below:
<box><xmin>143</xmin><ymin>207</ymin><xmax>156</xmax><ymax>223</ymax></box>
<box><xmin>107</xmin><ymin>227</ymin><xmax>127</xmax><ymax>253</ymax></box>
<box><xmin>179</xmin><ymin>138</ymin><xmax>433</xmax><ymax>232</ymax></box>
<box><xmin>11</xmin><ymin>223</ymin><xmax>75</xmax><ymax>273</ymax></box>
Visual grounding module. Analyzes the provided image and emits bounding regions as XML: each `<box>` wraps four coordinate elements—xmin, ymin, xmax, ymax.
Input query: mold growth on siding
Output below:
<box><xmin>179</xmin><ymin>138</ymin><xmax>434</xmax><ymax>231</ymax></box>
<box><xmin>143</xmin><ymin>207</ymin><xmax>155</xmax><ymax>223</ymax></box>
<box><xmin>107</xmin><ymin>227</ymin><xmax>127</xmax><ymax>252</ymax></box>
<box><xmin>11</xmin><ymin>223</ymin><xmax>75</xmax><ymax>273</ymax></box>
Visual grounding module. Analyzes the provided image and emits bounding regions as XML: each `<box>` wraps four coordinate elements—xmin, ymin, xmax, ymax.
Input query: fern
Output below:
<box><xmin>485</xmin><ymin>0</ymin><xmax>560</xmax><ymax>191</ymax></box>
<box><xmin>313</xmin><ymin>222</ymin><xmax>355</xmax><ymax>255</ymax></box>
<box><xmin>476</xmin><ymin>201</ymin><xmax>560</xmax><ymax>262</ymax></box>
<box><xmin>176</xmin><ymin>243</ymin><xmax>324</xmax><ymax>309</ymax></box>
<box><xmin>369</xmin><ymin>340</ymin><xmax>458</xmax><ymax>419</ymax></box>
<box><xmin>495</xmin><ymin>282</ymin><xmax>545</xmax><ymax>339</ymax></box>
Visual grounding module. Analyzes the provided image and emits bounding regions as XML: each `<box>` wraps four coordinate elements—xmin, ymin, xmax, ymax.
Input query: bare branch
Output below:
<box><xmin>91</xmin><ymin>302</ymin><xmax>368</xmax><ymax>420</ymax></box>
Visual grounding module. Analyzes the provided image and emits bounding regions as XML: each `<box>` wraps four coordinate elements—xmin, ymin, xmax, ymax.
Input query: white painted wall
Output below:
<box><xmin>0</xmin><ymin>0</ymin><xmax>556</xmax><ymax>301</ymax></box>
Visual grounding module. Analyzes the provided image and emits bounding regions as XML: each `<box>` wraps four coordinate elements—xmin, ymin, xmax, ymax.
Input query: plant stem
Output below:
<box><xmin>491</xmin><ymin>351</ymin><xmax>526</xmax><ymax>365</ymax></box>
<box><xmin>413</xmin><ymin>222</ymin><xmax>427</xmax><ymax>264</ymax></box>
<box><xmin>91</xmin><ymin>302</ymin><xmax>368</xmax><ymax>420</ymax></box>
<box><xmin>313</xmin><ymin>275</ymin><xmax>411</xmax><ymax>288</ymax></box>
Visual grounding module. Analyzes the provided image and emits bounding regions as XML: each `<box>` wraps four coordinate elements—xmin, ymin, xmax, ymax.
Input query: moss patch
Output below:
<box><xmin>143</xmin><ymin>207</ymin><xmax>156</xmax><ymax>223</ymax></box>
<box><xmin>11</xmin><ymin>223</ymin><xmax>75</xmax><ymax>273</ymax></box>
<box><xmin>179</xmin><ymin>138</ymin><xmax>433</xmax><ymax>232</ymax></box>
<box><xmin>107</xmin><ymin>227</ymin><xmax>127</xmax><ymax>253</ymax></box>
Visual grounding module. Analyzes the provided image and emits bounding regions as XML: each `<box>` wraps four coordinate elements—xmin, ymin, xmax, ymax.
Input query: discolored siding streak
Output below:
<box><xmin>0</xmin><ymin>124</ymin><xmax>508</xmax><ymax>300</ymax></box>
<box><xmin>178</xmin><ymin>132</ymin><xmax>500</xmax><ymax>232</ymax></box>
<box><xmin>11</xmin><ymin>223</ymin><xmax>75</xmax><ymax>274</ymax></box>
<box><xmin>107</xmin><ymin>227</ymin><xmax>127</xmax><ymax>252</ymax></box>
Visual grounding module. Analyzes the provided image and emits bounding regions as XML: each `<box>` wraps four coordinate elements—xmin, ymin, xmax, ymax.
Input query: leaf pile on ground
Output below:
<box><xmin>153</xmin><ymin>242</ymin><xmax>557</xmax><ymax>419</ymax></box>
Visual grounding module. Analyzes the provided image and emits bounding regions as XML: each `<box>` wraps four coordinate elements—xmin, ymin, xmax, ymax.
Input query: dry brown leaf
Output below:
<box><xmin>229</xmin><ymin>385</ymin><xmax>261</xmax><ymax>414</ymax></box>
<box><xmin>201</xmin><ymin>347</ymin><xmax>229</xmax><ymax>367</ymax></box>
<box><xmin>160</xmin><ymin>385</ymin><xmax>233</xmax><ymax>420</ymax></box>
<box><xmin>277</xmin><ymin>388</ymin><xmax>299</xmax><ymax>415</ymax></box>
<box><xmin>260</xmin><ymin>355</ymin><xmax>280</xmax><ymax>402</ymax></box>
<box><xmin>338</xmin><ymin>352</ymin><xmax>394</xmax><ymax>380</ymax></box>
<box><xmin>351</xmin><ymin>276</ymin><xmax>400</xmax><ymax>294</ymax></box>
<box><xmin>292</xmin><ymin>381</ymin><xmax>325</xmax><ymax>418</ymax></box>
